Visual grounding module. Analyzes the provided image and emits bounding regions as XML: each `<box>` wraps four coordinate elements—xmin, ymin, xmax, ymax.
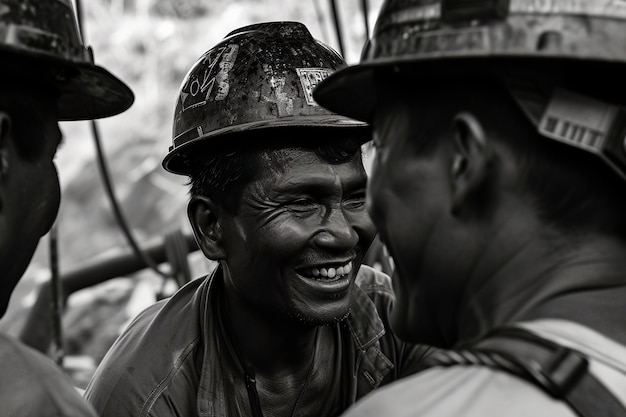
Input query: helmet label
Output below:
<box><xmin>536</xmin><ymin>87</ymin><xmax>626</xmax><ymax>180</ymax></box>
<box><xmin>539</xmin><ymin>88</ymin><xmax>617</xmax><ymax>153</ymax></box>
<box><xmin>383</xmin><ymin>27</ymin><xmax>489</xmax><ymax>57</ymax></box>
<box><xmin>296</xmin><ymin>68</ymin><xmax>334</xmax><ymax>106</ymax></box>
<box><xmin>510</xmin><ymin>0</ymin><xmax>626</xmax><ymax>17</ymax></box>
<box><xmin>384</xmin><ymin>0</ymin><xmax>626</xmax><ymax>23</ymax></box>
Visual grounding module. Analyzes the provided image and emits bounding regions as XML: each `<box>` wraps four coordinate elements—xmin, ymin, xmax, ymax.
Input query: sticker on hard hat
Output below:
<box><xmin>180</xmin><ymin>44</ymin><xmax>239</xmax><ymax>113</ymax></box>
<box><xmin>536</xmin><ymin>87</ymin><xmax>626</xmax><ymax>181</ymax></box>
<box><xmin>296</xmin><ymin>68</ymin><xmax>334</xmax><ymax>106</ymax></box>
<box><xmin>509</xmin><ymin>0</ymin><xmax>626</xmax><ymax>17</ymax></box>
<box><xmin>387</xmin><ymin>3</ymin><xmax>440</xmax><ymax>25</ymax></box>
<box><xmin>539</xmin><ymin>88</ymin><xmax>619</xmax><ymax>154</ymax></box>
<box><xmin>388</xmin><ymin>27</ymin><xmax>489</xmax><ymax>57</ymax></box>
<box><xmin>385</xmin><ymin>0</ymin><xmax>626</xmax><ymax>24</ymax></box>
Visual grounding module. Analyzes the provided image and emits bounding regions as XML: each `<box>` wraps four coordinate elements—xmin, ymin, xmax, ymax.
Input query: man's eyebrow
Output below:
<box><xmin>278</xmin><ymin>173</ymin><xmax>367</xmax><ymax>194</ymax></box>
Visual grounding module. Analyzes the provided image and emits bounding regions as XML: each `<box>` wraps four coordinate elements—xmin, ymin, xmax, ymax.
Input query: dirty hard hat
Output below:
<box><xmin>0</xmin><ymin>0</ymin><xmax>134</xmax><ymax>120</ymax></box>
<box><xmin>163</xmin><ymin>21</ymin><xmax>368</xmax><ymax>176</ymax></box>
<box><xmin>314</xmin><ymin>0</ymin><xmax>626</xmax><ymax>180</ymax></box>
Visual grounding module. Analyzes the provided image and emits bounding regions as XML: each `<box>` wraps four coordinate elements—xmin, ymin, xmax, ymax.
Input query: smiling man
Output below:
<box><xmin>85</xmin><ymin>22</ymin><xmax>431</xmax><ymax>417</ymax></box>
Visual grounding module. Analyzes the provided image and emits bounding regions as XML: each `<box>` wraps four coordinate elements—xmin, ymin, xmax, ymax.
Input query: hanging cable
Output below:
<box><xmin>74</xmin><ymin>0</ymin><xmax>171</xmax><ymax>280</ymax></box>
<box><xmin>360</xmin><ymin>0</ymin><xmax>370</xmax><ymax>40</ymax></box>
<box><xmin>49</xmin><ymin>224</ymin><xmax>64</xmax><ymax>366</ymax></box>
<box><xmin>328</xmin><ymin>0</ymin><xmax>345</xmax><ymax>57</ymax></box>
<box><xmin>90</xmin><ymin>121</ymin><xmax>170</xmax><ymax>279</ymax></box>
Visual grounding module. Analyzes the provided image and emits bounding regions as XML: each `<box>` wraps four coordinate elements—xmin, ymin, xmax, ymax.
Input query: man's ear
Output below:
<box><xmin>450</xmin><ymin>112</ymin><xmax>492</xmax><ymax>215</ymax></box>
<box><xmin>188</xmin><ymin>195</ymin><xmax>227</xmax><ymax>260</ymax></box>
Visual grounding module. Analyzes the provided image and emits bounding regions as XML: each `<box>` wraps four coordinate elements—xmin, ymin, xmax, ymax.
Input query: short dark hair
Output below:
<box><xmin>381</xmin><ymin>70</ymin><xmax>626</xmax><ymax>239</ymax></box>
<box><xmin>0</xmin><ymin>85</ymin><xmax>57</xmax><ymax>161</ymax></box>
<box><xmin>186</xmin><ymin>128</ymin><xmax>366</xmax><ymax>213</ymax></box>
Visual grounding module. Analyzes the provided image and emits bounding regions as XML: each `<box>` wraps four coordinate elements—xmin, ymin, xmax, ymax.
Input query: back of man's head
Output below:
<box><xmin>377</xmin><ymin>71</ymin><xmax>626</xmax><ymax>240</ymax></box>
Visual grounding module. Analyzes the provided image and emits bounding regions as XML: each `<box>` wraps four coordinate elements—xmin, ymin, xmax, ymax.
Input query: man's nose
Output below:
<box><xmin>313</xmin><ymin>206</ymin><xmax>359</xmax><ymax>251</ymax></box>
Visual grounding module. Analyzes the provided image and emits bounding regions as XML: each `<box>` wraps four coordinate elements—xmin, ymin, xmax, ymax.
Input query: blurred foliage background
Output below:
<box><xmin>0</xmin><ymin>0</ymin><xmax>382</xmax><ymax>387</ymax></box>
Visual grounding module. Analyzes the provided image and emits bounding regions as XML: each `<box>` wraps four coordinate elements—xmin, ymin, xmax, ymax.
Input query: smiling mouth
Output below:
<box><xmin>298</xmin><ymin>261</ymin><xmax>353</xmax><ymax>280</ymax></box>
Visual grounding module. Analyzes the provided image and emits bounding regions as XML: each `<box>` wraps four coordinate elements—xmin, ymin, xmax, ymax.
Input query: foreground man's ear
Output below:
<box><xmin>188</xmin><ymin>195</ymin><xmax>227</xmax><ymax>260</ymax></box>
<box><xmin>450</xmin><ymin>112</ymin><xmax>492</xmax><ymax>215</ymax></box>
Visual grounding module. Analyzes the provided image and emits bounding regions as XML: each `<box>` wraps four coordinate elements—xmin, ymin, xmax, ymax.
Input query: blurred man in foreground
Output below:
<box><xmin>315</xmin><ymin>0</ymin><xmax>626</xmax><ymax>416</ymax></box>
<box><xmin>85</xmin><ymin>21</ymin><xmax>431</xmax><ymax>417</ymax></box>
<box><xmin>0</xmin><ymin>0</ymin><xmax>133</xmax><ymax>415</ymax></box>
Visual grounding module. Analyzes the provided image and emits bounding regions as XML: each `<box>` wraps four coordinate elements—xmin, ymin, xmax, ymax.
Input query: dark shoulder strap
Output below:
<box><xmin>418</xmin><ymin>327</ymin><xmax>626</xmax><ymax>417</ymax></box>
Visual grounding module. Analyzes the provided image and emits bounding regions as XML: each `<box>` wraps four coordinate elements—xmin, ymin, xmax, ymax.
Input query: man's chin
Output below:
<box><xmin>286</xmin><ymin>307</ymin><xmax>352</xmax><ymax>328</ymax></box>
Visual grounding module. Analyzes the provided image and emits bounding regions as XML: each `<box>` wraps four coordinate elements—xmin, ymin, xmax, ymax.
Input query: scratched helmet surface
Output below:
<box><xmin>163</xmin><ymin>21</ymin><xmax>367</xmax><ymax>175</ymax></box>
<box><xmin>0</xmin><ymin>0</ymin><xmax>133</xmax><ymax>120</ymax></box>
<box><xmin>314</xmin><ymin>0</ymin><xmax>626</xmax><ymax>122</ymax></box>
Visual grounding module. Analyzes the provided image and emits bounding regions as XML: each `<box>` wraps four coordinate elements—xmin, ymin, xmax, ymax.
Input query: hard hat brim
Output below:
<box><xmin>162</xmin><ymin>115</ymin><xmax>369</xmax><ymax>175</ymax></box>
<box><xmin>314</xmin><ymin>55</ymin><xmax>626</xmax><ymax>123</ymax></box>
<box><xmin>0</xmin><ymin>47</ymin><xmax>134</xmax><ymax>121</ymax></box>
<box><xmin>57</xmin><ymin>62</ymin><xmax>135</xmax><ymax>121</ymax></box>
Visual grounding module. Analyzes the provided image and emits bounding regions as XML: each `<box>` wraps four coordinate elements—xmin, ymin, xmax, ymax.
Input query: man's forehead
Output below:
<box><xmin>254</xmin><ymin>146</ymin><xmax>364</xmax><ymax>181</ymax></box>
<box><xmin>256</xmin><ymin>148</ymin><xmax>327</xmax><ymax>183</ymax></box>
<box><xmin>260</xmin><ymin>146</ymin><xmax>318</xmax><ymax>167</ymax></box>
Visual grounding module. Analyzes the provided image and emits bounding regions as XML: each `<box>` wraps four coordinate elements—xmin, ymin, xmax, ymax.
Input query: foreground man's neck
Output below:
<box><xmin>458</xmin><ymin>228</ymin><xmax>626</xmax><ymax>346</ymax></box>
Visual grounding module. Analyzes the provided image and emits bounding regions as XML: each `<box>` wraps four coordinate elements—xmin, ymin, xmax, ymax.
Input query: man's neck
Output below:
<box><xmin>219</xmin><ymin>269</ymin><xmax>330</xmax><ymax>417</ymax></box>
<box><xmin>458</xmin><ymin>226</ymin><xmax>626</xmax><ymax>346</ymax></box>
<box><xmin>220</xmin><ymin>270</ymin><xmax>320</xmax><ymax>378</ymax></box>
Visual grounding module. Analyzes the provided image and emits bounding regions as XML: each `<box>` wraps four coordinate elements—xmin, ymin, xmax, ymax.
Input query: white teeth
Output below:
<box><xmin>305</xmin><ymin>262</ymin><xmax>353</xmax><ymax>280</ymax></box>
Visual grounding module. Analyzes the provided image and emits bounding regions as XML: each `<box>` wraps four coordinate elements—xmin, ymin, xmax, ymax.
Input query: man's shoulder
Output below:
<box><xmin>0</xmin><ymin>333</ymin><xmax>98</xmax><ymax>417</ymax></box>
<box><xmin>85</xmin><ymin>277</ymin><xmax>208</xmax><ymax>416</ymax></box>
<box><xmin>355</xmin><ymin>264</ymin><xmax>394</xmax><ymax>296</ymax></box>
<box><xmin>111</xmin><ymin>276</ymin><xmax>205</xmax><ymax>350</ymax></box>
<box><xmin>343</xmin><ymin>364</ymin><xmax>577</xmax><ymax>417</ymax></box>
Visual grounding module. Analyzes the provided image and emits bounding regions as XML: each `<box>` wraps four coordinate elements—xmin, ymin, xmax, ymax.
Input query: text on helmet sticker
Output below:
<box><xmin>510</xmin><ymin>0</ymin><xmax>626</xmax><ymax>17</ymax></box>
<box><xmin>383</xmin><ymin>0</ymin><xmax>626</xmax><ymax>24</ymax></box>
<box><xmin>388</xmin><ymin>27</ymin><xmax>490</xmax><ymax>57</ymax></box>
<box><xmin>296</xmin><ymin>68</ymin><xmax>334</xmax><ymax>106</ymax></box>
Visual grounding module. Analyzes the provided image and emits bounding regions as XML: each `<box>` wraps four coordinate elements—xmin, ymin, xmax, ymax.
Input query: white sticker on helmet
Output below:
<box><xmin>539</xmin><ymin>88</ymin><xmax>618</xmax><ymax>153</ymax></box>
<box><xmin>296</xmin><ymin>68</ymin><xmax>334</xmax><ymax>106</ymax></box>
<box><xmin>510</xmin><ymin>0</ymin><xmax>626</xmax><ymax>18</ymax></box>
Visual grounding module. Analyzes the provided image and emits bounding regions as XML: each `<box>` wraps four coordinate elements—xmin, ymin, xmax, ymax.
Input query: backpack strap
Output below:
<box><xmin>418</xmin><ymin>327</ymin><xmax>626</xmax><ymax>417</ymax></box>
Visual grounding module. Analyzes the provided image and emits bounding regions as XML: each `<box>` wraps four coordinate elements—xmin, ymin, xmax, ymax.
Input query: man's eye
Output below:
<box><xmin>286</xmin><ymin>199</ymin><xmax>317</xmax><ymax>212</ymax></box>
<box><xmin>343</xmin><ymin>195</ymin><xmax>366</xmax><ymax>210</ymax></box>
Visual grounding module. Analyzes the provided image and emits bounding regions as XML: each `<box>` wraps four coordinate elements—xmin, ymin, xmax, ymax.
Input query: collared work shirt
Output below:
<box><xmin>0</xmin><ymin>332</ymin><xmax>98</xmax><ymax>417</ymax></box>
<box><xmin>340</xmin><ymin>319</ymin><xmax>626</xmax><ymax>417</ymax></box>
<box><xmin>85</xmin><ymin>265</ymin><xmax>431</xmax><ymax>417</ymax></box>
